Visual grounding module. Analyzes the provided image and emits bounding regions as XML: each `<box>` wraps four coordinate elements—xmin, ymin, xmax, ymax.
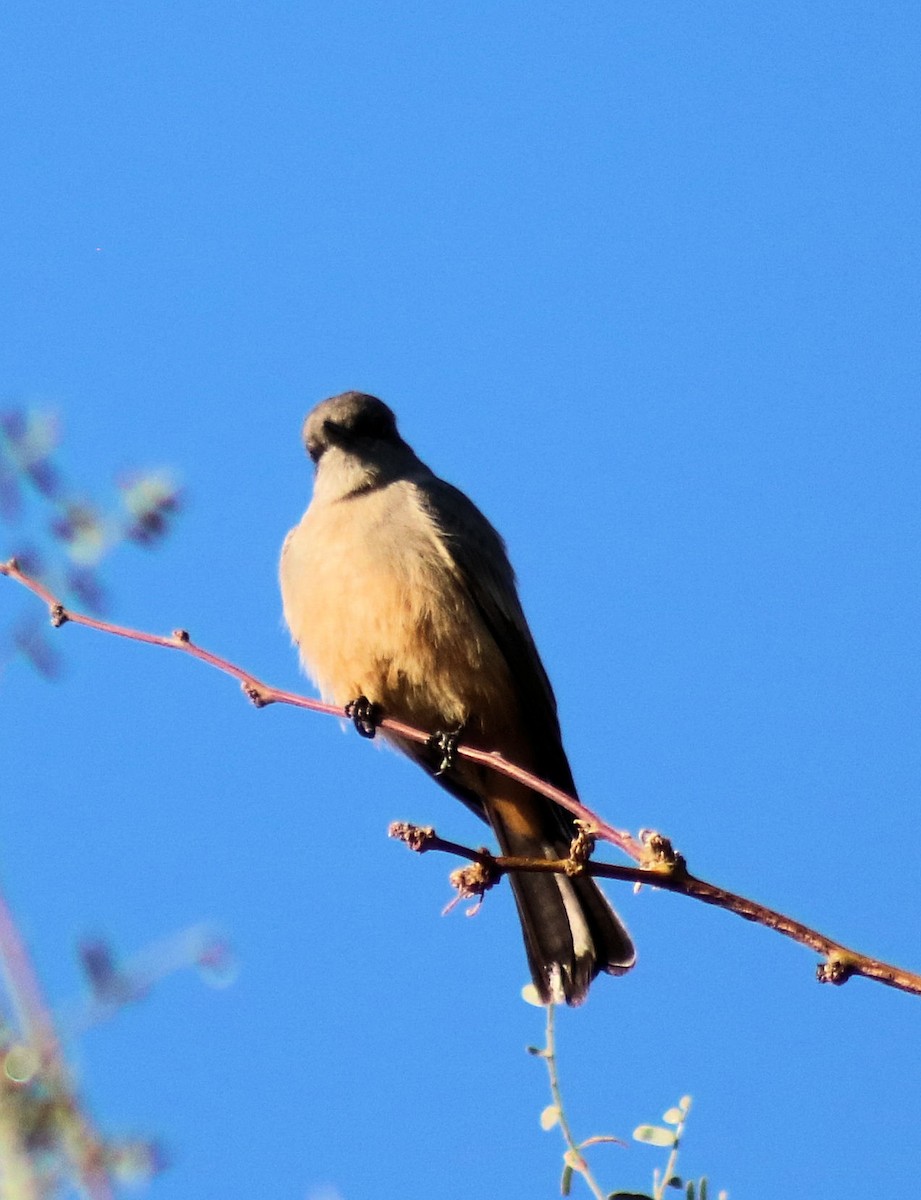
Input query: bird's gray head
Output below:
<box><xmin>303</xmin><ymin>392</ymin><xmax>402</xmax><ymax>464</ymax></box>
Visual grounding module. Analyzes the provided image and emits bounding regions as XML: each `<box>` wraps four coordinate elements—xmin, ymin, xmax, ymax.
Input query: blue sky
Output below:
<box><xmin>3</xmin><ymin>3</ymin><xmax>921</xmax><ymax>1196</ymax></box>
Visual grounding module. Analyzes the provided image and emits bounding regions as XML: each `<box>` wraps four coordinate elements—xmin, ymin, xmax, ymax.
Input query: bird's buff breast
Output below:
<box><xmin>280</xmin><ymin>490</ymin><xmax>508</xmax><ymax>731</ymax></box>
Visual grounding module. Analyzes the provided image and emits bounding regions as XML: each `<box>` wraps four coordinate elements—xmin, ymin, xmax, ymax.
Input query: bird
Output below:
<box><xmin>279</xmin><ymin>391</ymin><xmax>634</xmax><ymax>1004</ymax></box>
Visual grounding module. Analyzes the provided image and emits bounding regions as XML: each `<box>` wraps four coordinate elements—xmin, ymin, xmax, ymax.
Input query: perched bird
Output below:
<box><xmin>280</xmin><ymin>391</ymin><xmax>634</xmax><ymax>1004</ymax></box>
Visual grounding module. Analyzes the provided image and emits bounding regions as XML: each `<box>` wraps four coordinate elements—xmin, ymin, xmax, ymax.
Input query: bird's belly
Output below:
<box><xmin>281</xmin><ymin>504</ymin><xmax>511</xmax><ymax>733</ymax></box>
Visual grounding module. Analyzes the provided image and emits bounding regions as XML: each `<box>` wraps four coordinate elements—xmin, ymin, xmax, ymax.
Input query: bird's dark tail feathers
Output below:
<box><xmin>488</xmin><ymin>796</ymin><xmax>635</xmax><ymax>1006</ymax></box>
<box><xmin>398</xmin><ymin>733</ymin><xmax>635</xmax><ymax>1005</ymax></box>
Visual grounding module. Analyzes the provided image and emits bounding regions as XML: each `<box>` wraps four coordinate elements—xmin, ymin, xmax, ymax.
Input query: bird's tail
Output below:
<box><xmin>486</xmin><ymin>789</ymin><xmax>635</xmax><ymax>1006</ymax></box>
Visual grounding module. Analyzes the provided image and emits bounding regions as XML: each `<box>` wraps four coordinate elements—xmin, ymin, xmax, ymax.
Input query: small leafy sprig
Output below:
<box><xmin>525</xmin><ymin>984</ymin><xmax>621</xmax><ymax>1199</ymax></box>
<box><xmin>525</xmin><ymin>989</ymin><xmax>725</xmax><ymax>1200</ymax></box>
<box><xmin>626</xmin><ymin>1095</ymin><xmax>725</xmax><ymax>1200</ymax></box>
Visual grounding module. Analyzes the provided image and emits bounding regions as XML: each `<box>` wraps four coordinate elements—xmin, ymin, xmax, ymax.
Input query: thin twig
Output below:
<box><xmin>5</xmin><ymin>557</ymin><xmax>921</xmax><ymax>998</ymax></box>
<box><xmin>652</xmin><ymin>1098</ymin><xmax>688</xmax><ymax>1200</ymax></box>
<box><xmin>541</xmin><ymin>1001</ymin><xmax>607</xmax><ymax>1200</ymax></box>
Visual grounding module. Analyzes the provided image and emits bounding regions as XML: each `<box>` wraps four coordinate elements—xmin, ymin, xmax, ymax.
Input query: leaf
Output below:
<box><xmin>679</xmin><ymin>1095</ymin><xmax>692</xmax><ymax>1113</ymax></box>
<box><xmin>526</xmin><ymin>1045</ymin><xmax>547</xmax><ymax>1057</ymax></box>
<box><xmin>579</xmin><ymin>1134</ymin><xmax>627</xmax><ymax>1149</ymax></box>
<box><xmin>121</xmin><ymin>471</ymin><xmax>182</xmax><ymax>545</ymax></box>
<box><xmin>3</xmin><ymin>1045</ymin><xmax>39</xmax><ymax>1083</ymax></box>
<box><xmin>663</xmin><ymin>1107</ymin><xmax>685</xmax><ymax>1125</ymax></box>
<box><xmin>698</xmin><ymin>1178</ymin><xmax>708</xmax><ymax>1200</ymax></box>
<box><xmin>685</xmin><ymin>1184</ymin><xmax>695</xmax><ymax>1200</ymax></box>
<box><xmin>540</xmin><ymin>1105</ymin><xmax>561</xmax><ymax>1130</ymax></box>
<box><xmin>521</xmin><ymin>983</ymin><xmax>546</xmax><ymax>1007</ymax></box>
<box><xmin>633</xmin><ymin>1125</ymin><xmax>677</xmax><ymax>1148</ymax></box>
<box><xmin>561</xmin><ymin>1164</ymin><xmax>574</xmax><ymax>1195</ymax></box>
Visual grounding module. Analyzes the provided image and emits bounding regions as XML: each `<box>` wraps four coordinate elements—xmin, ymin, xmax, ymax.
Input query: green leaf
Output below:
<box><xmin>540</xmin><ymin>1104</ymin><xmax>561</xmax><ymax>1131</ymax></box>
<box><xmin>633</xmin><ymin>1125</ymin><xmax>677</xmax><ymax>1148</ymax></box>
<box><xmin>663</xmin><ymin>1107</ymin><xmax>685</xmax><ymax>1125</ymax></box>
<box><xmin>561</xmin><ymin>1164</ymin><xmax>574</xmax><ymax>1195</ymax></box>
<box><xmin>698</xmin><ymin>1177</ymin><xmax>708</xmax><ymax>1200</ymax></box>
<box><xmin>3</xmin><ymin>1046</ymin><xmax>38</xmax><ymax>1083</ymax></box>
<box><xmin>685</xmin><ymin>1184</ymin><xmax>695</xmax><ymax>1200</ymax></box>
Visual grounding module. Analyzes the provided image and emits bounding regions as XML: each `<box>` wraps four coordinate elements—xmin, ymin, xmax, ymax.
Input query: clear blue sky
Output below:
<box><xmin>3</xmin><ymin>3</ymin><xmax>921</xmax><ymax>1196</ymax></box>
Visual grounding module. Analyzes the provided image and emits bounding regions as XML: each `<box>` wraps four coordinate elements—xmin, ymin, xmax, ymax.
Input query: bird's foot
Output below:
<box><xmin>427</xmin><ymin>727</ymin><xmax>462</xmax><ymax>775</ymax></box>
<box><xmin>345</xmin><ymin>696</ymin><xmax>381</xmax><ymax>739</ymax></box>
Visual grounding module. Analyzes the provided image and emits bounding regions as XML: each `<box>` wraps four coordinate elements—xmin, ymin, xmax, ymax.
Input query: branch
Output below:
<box><xmin>388</xmin><ymin>822</ymin><xmax>921</xmax><ymax>999</ymax></box>
<box><xmin>0</xmin><ymin>557</ymin><xmax>641</xmax><ymax>857</ymax></box>
<box><xmin>5</xmin><ymin>557</ymin><xmax>920</xmax><ymax>998</ymax></box>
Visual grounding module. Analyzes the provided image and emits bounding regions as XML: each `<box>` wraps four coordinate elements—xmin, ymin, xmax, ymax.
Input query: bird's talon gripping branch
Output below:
<box><xmin>345</xmin><ymin>696</ymin><xmax>380</xmax><ymax>739</ymax></box>
<box><xmin>426</xmin><ymin>728</ymin><xmax>461</xmax><ymax>775</ymax></box>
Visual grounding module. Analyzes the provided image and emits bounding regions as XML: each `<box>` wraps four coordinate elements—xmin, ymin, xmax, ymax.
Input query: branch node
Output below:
<box><xmin>448</xmin><ymin>856</ymin><xmax>501</xmax><ymax>913</ymax></box>
<box><xmin>388</xmin><ymin>821</ymin><xmax>437</xmax><ymax>852</ymax></box>
<box><xmin>241</xmin><ymin>681</ymin><xmax>272</xmax><ymax>708</ymax></box>
<box><xmin>50</xmin><ymin>604</ymin><xmax>69</xmax><ymax>628</ymax></box>
<box><xmin>172</xmin><ymin>628</ymin><xmax>191</xmax><ymax>643</ymax></box>
<box><xmin>564</xmin><ymin>821</ymin><xmax>596</xmax><ymax>875</ymax></box>
<box><xmin>817</xmin><ymin>955</ymin><xmax>856</xmax><ymax>986</ymax></box>
<box><xmin>639</xmin><ymin>830</ymin><xmax>688</xmax><ymax>878</ymax></box>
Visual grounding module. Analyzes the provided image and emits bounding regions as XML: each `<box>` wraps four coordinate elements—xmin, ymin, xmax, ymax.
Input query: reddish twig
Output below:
<box><xmin>4</xmin><ymin>557</ymin><xmax>920</xmax><ymax>997</ymax></box>
<box><xmin>0</xmin><ymin>557</ymin><xmax>640</xmax><ymax>857</ymax></box>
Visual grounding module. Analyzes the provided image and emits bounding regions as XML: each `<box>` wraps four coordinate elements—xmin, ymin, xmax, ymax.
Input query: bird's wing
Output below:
<box><xmin>414</xmin><ymin>475</ymin><xmax>579</xmax><ymax>807</ymax></box>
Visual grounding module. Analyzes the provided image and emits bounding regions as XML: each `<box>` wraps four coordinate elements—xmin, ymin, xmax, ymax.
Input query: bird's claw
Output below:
<box><xmin>345</xmin><ymin>696</ymin><xmax>381</xmax><ymax>739</ymax></box>
<box><xmin>427</xmin><ymin>728</ymin><xmax>461</xmax><ymax>775</ymax></box>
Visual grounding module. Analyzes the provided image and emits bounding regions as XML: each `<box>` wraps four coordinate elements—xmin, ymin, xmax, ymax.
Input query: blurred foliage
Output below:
<box><xmin>0</xmin><ymin>893</ymin><xmax>233</xmax><ymax>1199</ymax></box>
<box><xmin>0</xmin><ymin>404</ymin><xmax>229</xmax><ymax>1195</ymax></box>
<box><xmin>0</xmin><ymin>406</ymin><xmax>181</xmax><ymax>678</ymax></box>
<box><xmin>0</xmin><ymin>1047</ymin><xmax>165</xmax><ymax>1199</ymax></box>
